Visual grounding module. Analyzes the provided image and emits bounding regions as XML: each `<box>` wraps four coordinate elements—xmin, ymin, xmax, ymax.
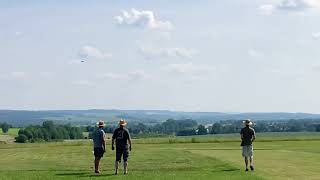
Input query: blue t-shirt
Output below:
<box><xmin>92</xmin><ymin>128</ymin><xmax>105</xmax><ymax>148</ymax></box>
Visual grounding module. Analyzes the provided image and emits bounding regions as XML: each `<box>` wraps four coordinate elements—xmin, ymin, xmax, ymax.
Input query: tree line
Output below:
<box><xmin>16</xmin><ymin>121</ymin><xmax>84</xmax><ymax>143</ymax></box>
<box><xmin>14</xmin><ymin>118</ymin><xmax>320</xmax><ymax>142</ymax></box>
<box><xmin>0</xmin><ymin>122</ymin><xmax>11</xmax><ymax>133</ymax></box>
<box><xmin>86</xmin><ymin>118</ymin><xmax>320</xmax><ymax>137</ymax></box>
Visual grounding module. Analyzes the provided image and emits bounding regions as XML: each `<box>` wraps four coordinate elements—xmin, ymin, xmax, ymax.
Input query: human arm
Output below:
<box><xmin>251</xmin><ymin>129</ymin><xmax>256</xmax><ymax>142</ymax></box>
<box><xmin>128</xmin><ymin>139</ymin><xmax>132</xmax><ymax>151</ymax></box>
<box><xmin>127</xmin><ymin>130</ymin><xmax>132</xmax><ymax>151</ymax></box>
<box><xmin>112</xmin><ymin>138</ymin><xmax>115</xmax><ymax>150</ymax></box>
<box><xmin>112</xmin><ymin>130</ymin><xmax>116</xmax><ymax>150</ymax></box>
<box><xmin>240</xmin><ymin>129</ymin><xmax>244</xmax><ymax>140</ymax></box>
<box><xmin>102</xmin><ymin>132</ymin><xmax>106</xmax><ymax>152</ymax></box>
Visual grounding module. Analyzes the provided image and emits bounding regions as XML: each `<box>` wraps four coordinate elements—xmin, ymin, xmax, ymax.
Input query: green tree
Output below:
<box><xmin>43</xmin><ymin>121</ymin><xmax>55</xmax><ymax>130</ymax></box>
<box><xmin>211</xmin><ymin>123</ymin><xmax>222</xmax><ymax>134</ymax></box>
<box><xmin>177</xmin><ymin>129</ymin><xmax>196</xmax><ymax>136</ymax></box>
<box><xmin>16</xmin><ymin>134</ymin><xmax>28</xmax><ymax>143</ymax></box>
<box><xmin>197</xmin><ymin>125</ymin><xmax>207</xmax><ymax>135</ymax></box>
<box><xmin>24</xmin><ymin>129</ymin><xmax>33</xmax><ymax>140</ymax></box>
<box><xmin>1</xmin><ymin>122</ymin><xmax>10</xmax><ymax>133</ymax></box>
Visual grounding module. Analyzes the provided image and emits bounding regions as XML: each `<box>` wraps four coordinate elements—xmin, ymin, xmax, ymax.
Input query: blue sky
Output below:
<box><xmin>1</xmin><ymin>0</ymin><xmax>320</xmax><ymax>112</ymax></box>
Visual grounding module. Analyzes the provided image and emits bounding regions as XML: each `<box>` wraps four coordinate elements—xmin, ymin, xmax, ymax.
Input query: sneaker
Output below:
<box><xmin>250</xmin><ymin>166</ymin><xmax>254</xmax><ymax>171</ymax></box>
<box><xmin>245</xmin><ymin>168</ymin><xmax>249</xmax><ymax>171</ymax></box>
<box><xmin>95</xmin><ymin>170</ymin><xmax>100</xmax><ymax>174</ymax></box>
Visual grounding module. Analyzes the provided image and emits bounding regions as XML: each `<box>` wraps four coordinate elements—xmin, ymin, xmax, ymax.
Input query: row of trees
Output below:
<box><xmin>86</xmin><ymin>119</ymin><xmax>205</xmax><ymax>137</ymax></box>
<box><xmin>0</xmin><ymin>122</ymin><xmax>11</xmax><ymax>133</ymax></box>
<box><xmin>16</xmin><ymin>121</ymin><xmax>84</xmax><ymax>143</ymax></box>
<box><xmin>86</xmin><ymin>118</ymin><xmax>320</xmax><ymax>138</ymax></box>
<box><xmin>210</xmin><ymin>119</ymin><xmax>320</xmax><ymax>134</ymax></box>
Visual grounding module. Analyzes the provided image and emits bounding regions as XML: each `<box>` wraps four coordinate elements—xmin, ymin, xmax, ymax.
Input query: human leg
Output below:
<box><xmin>115</xmin><ymin>160</ymin><xmax>120</xmax><ymax>175</ymax></box>
<box><xmin>94</xmin><ymin>157</ymin><xmax>101</xmax><ymax>173</ymax></box>
<box><xmin>123</xmin><ymin>148</ymin><xmax>129</xmax><ymax>174</ymax></box>
<box><xmin>93</xmin><ymin>147</ymin><xmax>104</xmax><ymax>173</ymax></box>
<box><xmin>115</xmin><ymin>148</ymin><xmax>123</xmax><ymax>175</ymax></box>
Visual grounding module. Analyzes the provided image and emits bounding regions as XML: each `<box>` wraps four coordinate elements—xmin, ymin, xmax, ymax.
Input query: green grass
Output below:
<box><xmin>0</xmin><ymin>132</ymin><xmax>320</xmax><ymax>179</ymax></box>
<box><xmin>0</xmin><ymin>128</ymin><xmax>20</xmax><ymax>137</ymax></box>
<box><xmin>133</xmin><ymin>132</ymin><xmax>320</xmax><ymax>144</ymax></box>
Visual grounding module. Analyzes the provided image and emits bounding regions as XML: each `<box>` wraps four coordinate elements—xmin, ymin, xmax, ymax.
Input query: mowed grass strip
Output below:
<box><xmin>185</xmin><ymin>141</ymin><xmax>320</xmax><ymax>180</ymax></box>
<box><xmin>133</xmin><ymin>132</ymin><xmax>320</xmax><ymax>144</ymax></box>
<box><xmin>0</xmin><ymin>141</ymin><xmax>264</xmax><ymax>180</ymax></box>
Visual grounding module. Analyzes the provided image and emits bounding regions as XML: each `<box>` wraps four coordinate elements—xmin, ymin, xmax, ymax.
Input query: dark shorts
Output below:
<box><xmin>94</xmin><ymin>147</ymin><xmax>105</xmax><ymax>158</ymax></box>
<box><xmin>116</xmin><ymin>145</ymin><xmax>129</xmax><ymax>162</ymax></box>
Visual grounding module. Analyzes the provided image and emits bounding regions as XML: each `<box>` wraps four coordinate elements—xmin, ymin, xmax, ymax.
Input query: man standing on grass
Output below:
<box><xmin>240</xmin><ymin>119</ymin><xmax>256</xmax><ymax>172</ymax></box>
<box><xmin>112</xmin><ymin>119</ymin><xmax>132</xmax><ymax>175</ymax></box>
<box><xmin>92</xmin><ymin>120</ymin><xmax>106</xmax><ymax>174</ymax></box>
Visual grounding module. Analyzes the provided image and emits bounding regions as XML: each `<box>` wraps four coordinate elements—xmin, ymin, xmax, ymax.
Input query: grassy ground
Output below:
<box><xmin>0</xmin><ymin>132</ymin><xmax>319</xmax><ymax>179</ymax></box>
<box><xmin>0</xmin><ymin>128</ymin><xmax>19</xmax><ymax>137</ymax></box>
<box><xmin>0</xmin><ymin>128</ymin><xmax>19</xmax><ymax>143</ymax></box>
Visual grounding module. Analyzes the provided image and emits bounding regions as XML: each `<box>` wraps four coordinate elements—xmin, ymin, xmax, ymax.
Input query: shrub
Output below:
<box><xmin>15</xmin><ymin>134</ymin><xmax>28</xmax><ymax>143</ymax></box>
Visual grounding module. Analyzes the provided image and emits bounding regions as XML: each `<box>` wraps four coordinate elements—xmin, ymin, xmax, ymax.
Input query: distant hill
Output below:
<box><xmin>1</xmin><ymin>109</ymin><xmax>320</xmax><ymax>127</ymax></box>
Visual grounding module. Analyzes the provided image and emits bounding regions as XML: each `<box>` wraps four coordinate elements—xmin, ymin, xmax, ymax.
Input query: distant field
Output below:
<box><xmin>0</xmin><ymin>132</ymin><xmax>319</xmax><ymax>179</ymax></box>
<box><xmin>133</xmin><ymin>132</ymin><xmax>320</xmax><ymax>144</ymax></box>
<box><xmin>0</xmin><ymin>128</ymin><xmax>19</xmax><ymax>137</ymax></box>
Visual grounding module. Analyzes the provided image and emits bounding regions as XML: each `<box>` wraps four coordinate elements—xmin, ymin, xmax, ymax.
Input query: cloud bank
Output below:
<box><xmin>140</xmin><ymin>47</ymin><xmax>196</xmax><ymax>59</ymax></box>
<box><xmin>260</xmin><ymin>0</ymin><xmax>320</xmax><ymax>15</ymax></box>
<box><xmin>78</xmin><ymin>46</ymin><xmax>112</xmax><ymax>60</ymax></box>
<box><xmin>115</xmin><ymin>9</ymin><xmax>173</xmax><ymax>30</ymax></box>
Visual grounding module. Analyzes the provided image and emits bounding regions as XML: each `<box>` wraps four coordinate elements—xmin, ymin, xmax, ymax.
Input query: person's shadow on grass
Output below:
<box><xmin>79</xmin><ymin>173</ymin><xmax>114</xmax><ymax>178</ymax></box>
<box><xmin>211</xmin><ymin>168</ymin><xmax>240</xmax><ymax>172</ymax></box>
<box><xmin>56</xmin><ymin>172</ymin><xmax>114</xmax><ymax>178</ymax></box>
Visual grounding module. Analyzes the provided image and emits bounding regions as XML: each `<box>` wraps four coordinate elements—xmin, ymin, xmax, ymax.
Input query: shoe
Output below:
<box><xmin>250</xmin><ymin>166</ymin><xmax>254</xmax><ymax>171</ymax></box>
<box><xmin>95</xmin><ymin>170</ymin><xmax>100</xmax><ymax>174</ymax></box>
<box><xmin>114</xmin><ymin>172</ymin><xmax>118</xmax><ymax>175</ymax></box>
<box><xmin>245</xmin><ymin>168</ymin><xmax>249</xmax><ymax>171</ymax></box>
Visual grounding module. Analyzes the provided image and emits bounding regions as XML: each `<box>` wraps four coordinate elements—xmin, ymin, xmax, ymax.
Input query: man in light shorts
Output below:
<box><xmin>240</xmin><ymin>119</ymin><xmax>256</xmax><ymax>171</ymax></box>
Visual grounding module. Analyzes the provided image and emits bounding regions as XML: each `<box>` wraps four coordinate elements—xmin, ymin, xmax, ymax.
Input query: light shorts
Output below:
<box><xmin>242</xmin><ymin>145</ymin><xmax>253</xmax><ymax>158</ymax></box>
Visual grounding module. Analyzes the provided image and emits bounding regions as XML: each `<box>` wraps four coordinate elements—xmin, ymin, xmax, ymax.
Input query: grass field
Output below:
<box><xmin>0</xmin><ymin>128</ymin><xmax>19</xmax><ymax>137</ymax></box>
<box><xmin>0</xmin><ymin>132</ymin><xmax>319</xmax><ymax>180</ymax></box>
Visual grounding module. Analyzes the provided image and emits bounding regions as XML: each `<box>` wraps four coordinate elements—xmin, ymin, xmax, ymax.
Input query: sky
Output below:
<box><xmin>1</xmin><ymin>0</ymin><xmax>320</xmax><ymax>112</ymax></box>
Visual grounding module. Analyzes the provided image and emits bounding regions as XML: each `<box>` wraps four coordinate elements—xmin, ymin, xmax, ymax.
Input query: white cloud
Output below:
<box><xmin>0</xmin><ymin>72</ymin><xmax>28</xmax><ymax>80</ymax></box>
<box><xmin>96</xmin><ymin>70</ymin><xmax>148</xmax><ymax>81</ymax></box>
<box><xmin>259</xmin><ymin>4</ymin><xmax>276</xmax><ymax>15</ymax></box>
<box><xmin>71</xmin><ymin>80</ymin><xmax>92</xmax><ymax>86</ymax></box>
<box><xmin>312</xmin><ymin>64</ymin><xmax>320</xmax><ymax>72</ymax></box>
<box><xmin>140</xmin><ymin>47</ymin><xmax>196</xmax><ymax>59</ymax></box>
<box><xmin>312</xmin><ymin>32</ymin><xmax>320</xmax><ymax>39</ymax></box>
<box><xmin>15</xmin><ymin>31</ymin><xmax>22</xmax><ymax>36</ymax></box>
<box><xmin>11</xmin><ymin>72</ymin><xmax>27</xmax><ymax>78</ymax></box>
<box><xmin>166</xmin><ymin>63</ymin><xmax>215</xmax><ymax>76</ymax></box>
<box><xmin>128</xmin><ymin>70</ymin><xmax>148</xmax><ymax>80</ymax></box>
<box><xmin>115</xmin><ymin>9</ymin><xmax>173</xmax><ymax>30</ymax></box>
<box><xmin>68</xmin><ymin>59</ymin><xmax>84</xmax><ymax>65</ymax></box>
<box><xmin>96</xmin><ymin>72</ymin><xmax>129</xmax><ymax>80</ymax></box>
<box><xmin>271</xmin><ymin>69</ymin><xmax>305</xmax><ymax>80</ymax></box>
<box><xmin>78</xmin><ymin>46</ymin><xmax>112</xmax><ymax>60</ymax></box>
<box><xmin>248</xmin><ymin>49</ymin><xmax>264</xmax><ymax>57</ymax></box>
<box><xmin>39</xmin><ymin>72</ymin><xmax>55</xmax><ymax>79</ymax></box>
<box><xmin>260</xmin><ymin>0</ymin><xmax>320</xmax><ymax>15</ymax></box>
<box><xmin>278</xmin><ymin>0</ymin><xmax>308</xmax><ymax>11</ymax></box>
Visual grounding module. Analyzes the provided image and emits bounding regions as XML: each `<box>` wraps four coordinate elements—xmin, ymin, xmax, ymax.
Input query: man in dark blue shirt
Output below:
<box><xmin>240</xmin><ymin>119</ymin><xmax>256</xmax><ymax>172</ymax></box>
<box><xmin>92</xmin><ymin>120</ymin><xmax>106</xmax><ymax>174</ymax></box>
<box><xmin>112</xmin><ymin>119</ymin><xmax>132</xmax><ymax>175</ymax></box>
